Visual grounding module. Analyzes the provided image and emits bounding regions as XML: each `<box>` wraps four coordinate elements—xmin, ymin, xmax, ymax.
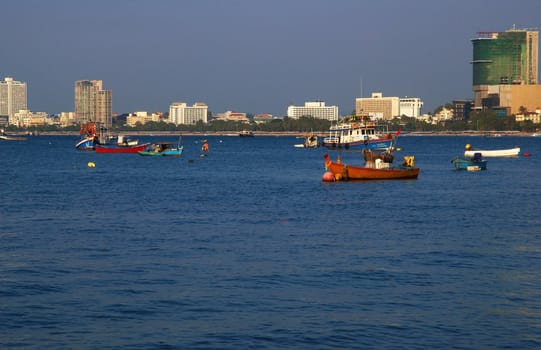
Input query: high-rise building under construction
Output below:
<box><xmin>471</xmin><ymin>27</ymin><xmax>539</xmax><ymax>112</ymax></box>
<box><xmin>472</xmin><ymin>28</ymin><xmax>538</xmax><ymax>86</ymax></box>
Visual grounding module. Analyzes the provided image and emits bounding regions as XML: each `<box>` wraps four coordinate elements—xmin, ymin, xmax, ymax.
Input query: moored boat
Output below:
<box><xmin>294</xmin><ymin>133</ymin><xmax>319</xmax><ymax>148</ymax></box>
<box><xmin>95</xmin><ymin>143</ymin><xmax>149</xmax><ymax>154</ymax></box>
<box><xmin>451</xmin><ymin>152</ymin><xmax>487</xmax><ymax>171</ymax></box>
<box><xmin>322</xmin><ymin>115</ymin><xmax>393</xmax><ymax>150</ymax></box>
<box><xmin>239</xmin><ymin>130</ymin><xmax>254</xmax><ymax>137</ymax></box>
<box><xmin>75</xmin><ymin>122</ymin><xmax>100</xmax><ymax>150</ymax></box>
<box><xmin>0</xmin><ymin>129</ymin><xmax>27</xmax><ymax>141</ymax></box>
<box><xmin>464</xmin><ymin>144</ymin><xmax>520</xmax><ymax>157</ymax></box>
<box><xmin>138</xmin><ymin>142</ymin><xmax>184</xmax><ymax>156</ymax></box>
<box><xmin>323</xmin><ymin>153</ymin><xmax>419</xmax><ymax>181</ymax></box>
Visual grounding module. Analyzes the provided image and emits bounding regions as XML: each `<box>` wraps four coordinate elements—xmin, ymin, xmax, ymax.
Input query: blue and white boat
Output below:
<box><xmin>75</xmin><ymin>122</ymin><xmax>99</xmax><ymax>150</ymax></box>
<box><xmin>451</xmin><ymin>152</ymin><xmax>487</xmax><ymax>171</ymax></box>
<box><xmin>322</xmin><ymin>116</ymin><xmax>394</xmax><ymax>150</ymax></box>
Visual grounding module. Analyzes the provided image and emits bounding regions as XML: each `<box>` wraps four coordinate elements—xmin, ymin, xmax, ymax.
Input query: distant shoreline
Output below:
<box><xmin>19</xmin><ymin>130</ymin><xmax>537</xmax><ymax>137</ymax></box>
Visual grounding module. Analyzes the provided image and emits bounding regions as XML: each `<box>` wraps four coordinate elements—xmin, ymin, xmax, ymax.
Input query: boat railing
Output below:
<box><xmin>323</xmin><ymin>136</ymin><xmax>339</xmax><ymax>143</ymax></box>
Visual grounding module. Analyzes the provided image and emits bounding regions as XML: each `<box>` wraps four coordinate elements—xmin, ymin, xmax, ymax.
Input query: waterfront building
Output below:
<box><xmin>399</xmin><ymin>97</ymin><xmax>424</xmax><ymax>118</ymax></box>
<box><xmin>12</xmin><ymin>110</ymin><xmax>49</xmax><ymax>128</ymax></box>
<box><xmin>59</xmin><ymin>112</ymin><xmax>76</xmax><ymax>127</ymax></box>
<box><xmin>433</xmin><ymin>107</ymin><xmax>454</xmax><ymax>123</ymax></box>
<box><xmin>168</xmin><ymin>102</ymin><xmax>208</xmax><ymax>125</ymax></box>
<box><xmin>471</xmin><ymin>27</ymin><xmax>539</xmax><ymax>111</ymax></box>
<box><xmin>126</xmin><ymin>111</ymin><xmax>162</xmax><ymax>127</ymax></box>
<box><xmin>355</xmin><ymin>93</ymin><xmax>399</xmax><ymax>120</ymax></box>
<box><xmin>515</xmin><ymin>108</ymin><xmax>541</xmax><ymax>124</ymax></box>
<box><xmin>0</xmin><ymin>77</ymin><xmax>27</xmax><ymax>125</ymax></box>
<box><xmin>452</xmin><ymin>100</ymin><xmax>473</xmax><ymax>120</ymax></box>
<box><xmin>74</xmin><ymin>80</ymin><xmax>112</xmax><ymax>128</ymax></box>
<box><xmin>214</xmin><ymin>111</ymin><xmax>250</xmax><ymax>123</ymax></box>
<box><xmin>287</xmin><ymin>101</ymin><xmax>339</xmax><ymax>121</ymax></box>
<box><xmin>253</xmin><ymin>113</ymin><xmax>273</xmax><ymax>124</ymax></box>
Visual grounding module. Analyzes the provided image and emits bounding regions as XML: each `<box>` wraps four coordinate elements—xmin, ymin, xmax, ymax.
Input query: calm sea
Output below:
<box><xmin>1</xmin><ymin>135</ymin><xmax>540</xmax><ymax>349</ymax></box>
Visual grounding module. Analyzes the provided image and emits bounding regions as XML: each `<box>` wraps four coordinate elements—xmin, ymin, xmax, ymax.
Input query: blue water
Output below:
<box><xmin>1</xmin><ymin>135</ymin><xmax>540</xmax><ymax>349</ymax></box>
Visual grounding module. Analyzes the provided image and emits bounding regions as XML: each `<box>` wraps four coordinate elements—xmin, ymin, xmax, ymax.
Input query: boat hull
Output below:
<box><xmin>75</xmin><ymin>136</ymin><xmax>96</xmax><ymax>150</ymax></box>
<box><xmin>138</xmin><ymin>149</ymin><xmax>183</xmax><ymax>156</ymax></box>
<box><xmin>464</xmin><ymin>147</ymin><xmax>520</xmax><ymax>157</ymax></box>
<box><xmin>322</xmin><ymin>138</ymin><xmax>392</xmax><ymax>150</ymax></box>
<box><xmin>324</xmin><ymin>154</ymin><xmax>419</xmax><ymax>180</ymax></box>
<box><xmin>0</xmin><ymin>135</ymin><xmax>27</xmax><ymax>141</ymax></box>
<box><xmin>95</xmin><ymin>143</ymin><xmax>149</xmax><ymax>153</ymax></box>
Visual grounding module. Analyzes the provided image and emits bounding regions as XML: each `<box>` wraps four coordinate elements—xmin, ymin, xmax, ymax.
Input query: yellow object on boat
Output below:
<box><xmin>403</xmin><ymin>156</ymin><xmax>414</xmax><ymax>167</ymax></box>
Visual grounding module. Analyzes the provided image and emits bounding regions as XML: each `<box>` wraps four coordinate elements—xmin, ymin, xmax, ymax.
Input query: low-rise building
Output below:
<box><xmin>253</xmin><ymin>113</ymin><xmax>273</xmax><ymax>124</ymax></box>
<box><xmin>59</xmin><ymin>112</ymin><xmax>77</xmax><ymax>127</ymax></box>
<box><xmin>515</xmin><ymin>108</ymin><xmax>541</xmax><ymax>124</ymax></box>
<box><xmin>433</xmin><ymin>107</ymin><xmax>454</xmax><ymax>123</ymax></box>
<box><xmin>12</xmin><ymin>110</ymin><xmax>49</xmax><ymax>128</ymax></box>
<box><xmin>287</xmin><ymin>101</ymin><xmax>338</xmax><ymax>121</ymax></box>
<box><xmin>126</xmin><ymin>111</ymin><xmax>162</xmax><ymax>127</ymax></box>
<box><xmin>215</xmin><ymin>111</ymin><xmax>250</xmax><ymax>123</ymax></box>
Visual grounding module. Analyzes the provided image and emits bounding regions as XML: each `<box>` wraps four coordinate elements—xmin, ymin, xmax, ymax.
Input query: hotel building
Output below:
<box><xmin>355</xmin><ymin>93</ymin><xmax>400</xmax><ymax>120</ymax></box>
<box><xmin>0</xmin><ymin>77</ymin><xmax>27</xmax><ymax>125</ymax></box>
<box><xmin>399</xmin><ymin>97</ymin><xmax>424</xmax><ymax>118</ymax></box>
<box><xmin>286</xmin><ymin>101</ymin><xmax>339</xmax><ymax>121</ymax></box>
<box><xmin>168</xmin><ymin>102</ymin><xmax>208</xmax><ymax>125</ymax></box>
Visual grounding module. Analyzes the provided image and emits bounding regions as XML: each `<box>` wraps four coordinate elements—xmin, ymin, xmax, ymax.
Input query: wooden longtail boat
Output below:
<box><xmin>323</xmin><ymin>153</ymin><xmax>419</xmax><ymax>181</ymax></box>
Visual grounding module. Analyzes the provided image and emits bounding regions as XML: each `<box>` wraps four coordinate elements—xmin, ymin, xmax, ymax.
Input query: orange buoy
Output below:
<box><xmin>322</xmin><ymin>171</ymin><xmax>335</xmax><ymax>182</ymax></box>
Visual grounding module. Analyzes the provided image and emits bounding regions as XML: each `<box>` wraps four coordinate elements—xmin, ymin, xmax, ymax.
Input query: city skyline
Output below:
<box><xmin>2</xmin><ymin>0</ymin><xmax>540</xmax><ymax>116</ymax></box>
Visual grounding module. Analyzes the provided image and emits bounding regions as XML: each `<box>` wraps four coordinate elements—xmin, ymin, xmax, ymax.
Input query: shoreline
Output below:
<box><xmin>16</xmin><ymin>130</ymin><xmax>537</xmax><ymax>137</ymax></box>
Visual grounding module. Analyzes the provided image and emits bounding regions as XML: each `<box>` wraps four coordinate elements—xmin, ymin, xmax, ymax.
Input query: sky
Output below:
<box><xmin>2</xmin><ymin>0</ymin><xmax>540</xmax><ymax>116</ymax></box>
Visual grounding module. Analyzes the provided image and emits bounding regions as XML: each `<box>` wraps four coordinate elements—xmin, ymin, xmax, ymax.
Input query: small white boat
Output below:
<box><xmin>116</xmin><ymin>135</ymin><xmax>139</xmax><ymax>147</ymax></box>
<box><xmin>464</xmin><ymin>144</ymin><xmax>520</xmax><ymax>157</ymax></box>
<box><xmin>294</xmin><ymin>133</ymin><xmax>319</xmax><ymax>148</ymax></box>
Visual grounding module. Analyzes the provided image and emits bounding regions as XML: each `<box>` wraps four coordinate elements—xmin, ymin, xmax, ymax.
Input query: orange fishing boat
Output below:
<box><xmin>323</xmin><ymin>153</ymin><xmax>419</xmax><ymax>181</ymax></box>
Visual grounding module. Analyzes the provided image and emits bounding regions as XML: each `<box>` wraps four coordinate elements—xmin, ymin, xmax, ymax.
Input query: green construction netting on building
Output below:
<box><xmin>472</xmin><ymin>31</ymin><xmax>528</xmax><ymax>85</ymax></box>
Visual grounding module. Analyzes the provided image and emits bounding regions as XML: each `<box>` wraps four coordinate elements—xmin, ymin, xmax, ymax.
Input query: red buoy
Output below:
<box><xmin>322</xmin><ymin>171</ymin><xmax>335</xmax><ymax>182</ymax></box>
<box><xmin>523</xmin><ymin>152</ymin><xmax>531</xmax><ymax>157</ymax></box>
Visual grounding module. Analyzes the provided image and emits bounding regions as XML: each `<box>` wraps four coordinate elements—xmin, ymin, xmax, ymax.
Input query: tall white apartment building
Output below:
<box><xmin>287</xmin><ymin>101</ymin><xmax>339</xmax><ymax>121</ymax></box>
<box><xmin>0</xmin><ymin>77</ymin><xmax>27</xmax><ymax>124</ymax></box>
<box><xmin>399</xmin><ymin>97</ymin><xmax>423</xmax><ymax>118</ymax></box>
<box><xmin>169</xmin><ymin>102</ymin><xmax>208</xmax><ymax>125</ymax></box>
